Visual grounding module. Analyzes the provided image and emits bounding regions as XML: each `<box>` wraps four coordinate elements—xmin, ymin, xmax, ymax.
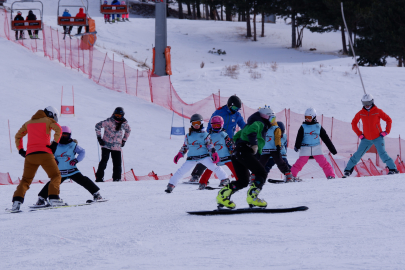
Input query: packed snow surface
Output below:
<box><xmin>1</xmin><ymin>2</ymin><xmax>405</xmax><ymax>269</ymax></box>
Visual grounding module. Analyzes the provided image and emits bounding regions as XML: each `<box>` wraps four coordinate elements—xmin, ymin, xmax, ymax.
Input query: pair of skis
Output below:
<box><xmin>5</xmin><ymin>199</ymin><xmax>108</xmax><ymax>213</ymax></box>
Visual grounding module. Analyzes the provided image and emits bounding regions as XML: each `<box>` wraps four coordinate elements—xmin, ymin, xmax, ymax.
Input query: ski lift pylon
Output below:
<box><xmin>11</xmin><ymin>0</ymin><xmax>43</xmax><ymax>31</ymax></box>
<box><xmin>100</xmin><ymin>0</ymin><xmax>128</xmax><ymax>15</ymax></box>
<box><xmin>57</xmin><ymin>0</ymin><xmax>89</xmax><ymax>27</ymax></box>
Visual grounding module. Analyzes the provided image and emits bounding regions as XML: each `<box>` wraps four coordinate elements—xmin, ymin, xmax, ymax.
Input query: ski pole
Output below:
<box><xmin>341</xmin><ymin>2</ymin><xmax>367</xmax><ymax>94</ymax></box>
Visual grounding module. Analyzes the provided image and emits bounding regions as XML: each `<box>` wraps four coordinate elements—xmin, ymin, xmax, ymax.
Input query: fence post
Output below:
<box><xmin>123</xmin><ymin>60</ymin><xmax>128</xmax><ymax>94</ymax></box>
<box><xmin>131</xmin><ymin>169</ymin><xmax>138</xmax><ymax>181</ymax></box>
<box><xmin>97</xmin><ymin>53</ymin><xmax>108</xmax><ymax>84</ymax></box>
<box><xmin>149</xmin><ymin>70</ymin><xmax>154</xmax><ymax>103</ymax></box>
<box><xmin>57</xmin><ymin>29</ymin><xmax>60</xmax><ymax>61</ymax></box>
<box><xmin>77</xmin><ymin>39</ymin><xmax>80</xmax><ymax>72</ymax></box>
<box><xmin>50</xmin><ymin>28</ymin><xmax>54</xmax><ymax>60</ymax></box>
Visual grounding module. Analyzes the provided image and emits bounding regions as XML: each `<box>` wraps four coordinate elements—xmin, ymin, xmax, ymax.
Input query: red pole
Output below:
<box><xmin>136</xmin><ymin>69</ymin><xmax>138</xmax><ymax>96</ymax></box>
<box><xmin>72</xmin><ymin>86</ymin><xmax>75</xmax><ymax>115</ymax></box>
<box><xmin>123</xmin><ymin>60</ymin><xmax>128</xmax><ymax>94</ymax></box>
<box><xmin>50</xmin><ymin>28</ymin><xmax>54</xmax><ymax>60</ymax></box>
<box><xmin>149</xmin><ymin>70</ymin><xmax>154</xmax><ymax>103</ymax></box>
<box><xmin>98</xmin><ymin>53</ymin><xmax>108</xmax><ymax>84</ymax></box>
<box><xmin>131</xmin><ymin>169</ymin><xmax>138</xmax><ymax>181</ymax></box>
<box><xmin>77</xmin><ymin>39</ymin><xmax>80</xmax><ymax>72</ymax></box>
<box><xmin>121</xmin><ymin>150</ymin><xmax>126</xmax><ymax>181</ymax></box>
<box><xmin>57</xmin><ymin>29</ymin><xmax>60</xmax><ymax>61</ymax></box>
<box><xmin>400</xmin><ymin>135</ymin><xmax>402</xmax><ymax>160</ymax></box>
<box><xmin>331</xmin><ymin>117</ymin><xmax>334</xmax><ymax>142</ymax></box>
<box><xmin>61</xmin><ymin>86</ymin><xmax>63</xmax><ymax>112</ymax></box>
<box><xmin>8</xmin><ymin>119</ymin><xmax>12</xmax><ymax>153</ymax></box>
<box><xmin>112</xmin><ymin>53</ymin><xmax>115</xmax><ymax>90</ymax></box>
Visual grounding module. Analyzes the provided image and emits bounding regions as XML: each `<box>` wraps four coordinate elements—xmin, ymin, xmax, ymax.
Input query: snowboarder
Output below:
<box><xmin>259</xmin><ymin>120</ymin><xmax>292</xmax><ymax>180</ymax></box>
<box><xmin>198</xmin><ymin>116</ymin><xmax>238</xmax><ymax>190</ymax></box>
<box><xmin>343</xmin><ymin>94</ymin><xmax>398</xmax><ymax>177</ymax></box>
<box><xmin>95</xmin><ymin>107</ymin><xmax>131</xmax><ymax>182</ymax></box>
<box><xmin>26</xmin><ymin>10</ymin><xmax>39</xmax><ymax>39</ymax></box>
<box><xmin>11</xmin><ymin>106</ymin><xmax>63</xmax><ymax>212</ymax></box>
<box><xmin>103</xmin><ymin>1</ymin><xmax>111</xmax><ymax>23</ymax></box>
<box><xmin>189</xmin><ymin>95</ymin><xmax>246</xmax><ymax>183</ymax></box>
<box><xmin>34</xmin><ymin>126</ymin><xmax>103</xmax><ymax>206</ymax></box>
<box><xmin>14</xmin><ymin>11</ymin><xmax>24</xmax><ymax>40</ymax></box>
<box><xmin>216</xmin><ymin>106</ymin><xmax>275</xmax><ymax>209</ymax></box>
<box><xmin>75</xmin><ymin>8</ymin><xmax>87</xmax><ymax>35</ymax></box>
<box><xmin>111</xmin><ymin>0</ymin><xmax>121</xmax><ymax>23</ymax></box>
<box><xmin>62</xmin><ymin>9</ymin><xmax>73</xmax><ymax>36</ymax></box>
<box><xmin>121</xmin><ymin>1</ymin><xmax>129</xmax><ymax>21</ymax></box>
<box><xmin>291</xmin><ymin>107</ymin><xmax>337</xmax><ymax>179</ymax></box>
<box><xmin>165</xmin><ymin>114</ymin><xmax>230</xmax><ymax>193</ymax></box>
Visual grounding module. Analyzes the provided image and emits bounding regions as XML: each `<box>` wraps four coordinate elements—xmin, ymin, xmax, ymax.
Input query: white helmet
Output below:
<box><xmin>305</xmin><ymin>107</ymin><xmax>317</xmax><ymax>118</ymax></box>
<box><xmin>44</xmin><ymin>106</ymin><xmax>59</xmax><ymax>122</ymax></box>
<box><xmin>258</xmin><ymin>105</ymin><xmax>275</xmax><ymax>120</ymax></box>
<box><xmin>361</xmin><ymin>93</ymin><xmax>374</xmax><ymax>106</ymax></box>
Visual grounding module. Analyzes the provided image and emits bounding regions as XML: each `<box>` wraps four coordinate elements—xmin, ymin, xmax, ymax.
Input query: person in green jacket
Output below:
<box><xmin>216</xmin><ymin>106</ymin><xmax>293</xmax><ymax>209</ymax></box>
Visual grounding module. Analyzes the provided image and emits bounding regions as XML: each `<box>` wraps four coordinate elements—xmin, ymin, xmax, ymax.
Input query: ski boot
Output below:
<box><xmin>49</xmin><ymin>199</ymin><xmax>66</xmax><ymax>207</ymax></box>
<box><xmin>246</xmin><ymin>184</ymin><xmax>267</xmax><ymax>208</ymax></box>
<box><xmin>327</xmin><ymin>176</ymin><xmax>335</xmax><ymax>179</ymax></box>
<box><xmin>218</xmin><ymin>178</ymin><xmax>230</xmax><ymax>187</ymax></box>
<box><xmin>285</xmin><ymin>172</ymin><xmax>293</xmax><ymax>182</ymax></box>
<box><xmin>29</xmin><ymin>35</ymin><xmax>33</xmax><ymax>39</ymax></box>
<box><xmin>216</xmin><ymin>184</ymin><xmax>236</xmax><ymax>209</ymax></box>
<box><xmin>11</xmin><ymin>201</ymin><xmax>22</xmax><ymax>211</ymax></box>
<box><xmin>35</xmin><ymin>196</ymin><xmax>49</xmax><ymax>206</ymax></box>
<box><xmin>112</xmin><ymin>19</ymin><xmax>115</xmax><ymax>23</ymax></box>
<box><xmin>165</xmin><ymin>183</ymin><xmax>175</xmax><ymax>193</ymax></box>
<box><xmin>34</xmin><ymin>34</ymin><xmax>38</xmax><ymax>39</ymax></box>
<box><xmin>198</xmin><ymin>183</ymin><xmax>206</xmax><ymax>190</ymax></box>
<box><xmin>113</xmin><ymin>179</ymin><xmax>121</xmax><ymax>182</ymax></box>
<box><xmin>93</xmin><ymin>191</ymin><xmax>103</xmax><ymax>201</ymax></box>
<box><xmin>388</xmin><ymin>169</ymin><xmax>399</xmax><ymax>175</ymax></box>
<box><xmin>95</xmin><ymin>178</ymin><xmax>104</xmax><ymax>183</ymax></box>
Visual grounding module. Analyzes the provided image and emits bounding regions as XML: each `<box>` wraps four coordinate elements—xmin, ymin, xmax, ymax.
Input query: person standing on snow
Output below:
<box><xmin>343</xmin><ymin>94</ymin><xmax>398</xmax><ymax>177</ymax></box>
<box><xmin>10</xmin><ymin>106</ymin><xmax>63</xmax><ymax>212</ymax></box>
<box><xmin>189</xmin><ymin>95</ymin><xmax>246</xmax><ymax>183</ymax></box>
<box><xmin>165</xmin><ymin>114</ymin><xmax>230</xmax><ymax>193</ymax></box>
<box><xmin>14</xmin><ymin>11</ymin><xmax>24</xmax><ymax>40</ymax></box>
<box><xmin>34</xmin><ymin>126</ymin><xmax>103</xmax><ymax>207</ymax></box>
<box><xmin>216</xmin><ymin>106</ymin><xmax>278</xmax><ymax>209</ymax></box>
<box><xmin>291</xmin><ymin>107</ymin><xmax>337</xmax><ymax>179</ymax></box>
<box><xmin>95</xmin><ymin>107</ymin><xmax>131</xmax><ymax>182</ymax></box>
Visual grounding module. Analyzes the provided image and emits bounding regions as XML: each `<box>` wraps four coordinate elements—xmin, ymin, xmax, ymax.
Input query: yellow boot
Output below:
<box><xmin>216</xmin><ymin>185</ymin><xmax>236</xmax><ymax>209</ymax></box>
<box><xmin>246</xmin><ymin>184</ymin><xmax>267</xmax><ymax>208</ymax></box>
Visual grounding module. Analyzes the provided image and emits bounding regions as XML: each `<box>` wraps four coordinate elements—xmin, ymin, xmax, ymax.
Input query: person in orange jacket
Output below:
<box><xmin>343</xmin><ymin>94</ymin><xmax>398</xmax><ymax>177</ymax></box>
<box><xmin>9</xmin><ymin>106</ymin><xmax>64</xmax><ymax>212</ymax></box>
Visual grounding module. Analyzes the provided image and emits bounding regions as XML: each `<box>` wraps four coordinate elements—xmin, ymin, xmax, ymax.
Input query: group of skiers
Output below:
<box><xmin>13</xmin><ymin>10</ymin><xmax>40</xmax><ymax>40</ymax></box>
<box><xmin>10</xmin><ymin>106</ymin><xmax>131</xmax><ymax>212</ymax></box>
<box><xmin>103</xmin><ymin>0</ymin><xmax>129</xmax><ymax>23</ymax></box>
<box><xmin>165</xmin><ymin>94</ymin><xmax>399</xmax><ymax>210</ymax></box>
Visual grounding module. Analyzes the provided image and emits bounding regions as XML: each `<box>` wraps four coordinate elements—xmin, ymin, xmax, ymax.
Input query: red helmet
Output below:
<box><xmin>210</xmin><ymin>115</ymin><xmax>224</xmax><ymax>130</ymax></box>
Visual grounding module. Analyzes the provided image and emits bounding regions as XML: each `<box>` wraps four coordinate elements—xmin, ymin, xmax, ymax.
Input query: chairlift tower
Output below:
<box><xmin>154</xmin><ymin>0</ymin><xmax>167</xmax><ymax>76</ymax></box>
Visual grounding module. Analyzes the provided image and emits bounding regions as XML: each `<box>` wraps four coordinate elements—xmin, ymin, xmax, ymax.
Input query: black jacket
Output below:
<box><xmin>26</xmin><ymin>11</ymin><xmax>37</xmax><ymax>21</ymax></box>
<box><xmin>294</xmin><ymin>120</ymin><xmax>337</xmax><ymax>155</ymax></box>
<box><xmin>14</xmin><ymin>14</ymin><xmax>24</xmax><ymax>21</ymax></box>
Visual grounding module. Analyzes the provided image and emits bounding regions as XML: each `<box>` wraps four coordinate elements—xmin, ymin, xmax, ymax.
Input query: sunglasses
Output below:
<box><xmin>191</xmin><ymin>121</ymin><xmax>202</xmax><ymax>126</ymax></box>
<box><xmin>230</xmin><ymin>105</ymin><xmax>240</xmax><ymax>112</ymax></box>
<box><xmin>212</xmin><ymin>123</ymin><xmax>222</xmax><ymax>129</ymax></box>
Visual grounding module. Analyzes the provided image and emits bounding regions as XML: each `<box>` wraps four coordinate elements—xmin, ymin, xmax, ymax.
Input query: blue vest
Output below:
<box><xmin>301</xmin><ymin>123</ymin><xmax>321</xmax><ymax>147</ymax></box>
<box><xmin>54</xmin><ymin>142</ymin><xmax>79</xmax><ymax>177</ymax></box>
<box><xmin>280</xmin><ymin>135</ymin><xmax>287</xmax><ymax>157</ymax></box>
<box><xmin>210</xmin><ymin>131</ymin><xmax>231</xmax><ymax>165</ymax></box>
<box><xmin>263</xmin><ymin>125</ymin><xmax>279</xmax><ymax>152</ymax></box>
<box><xmin>186</xmin><ymin>132</ymin><xmax>209</xmax><ymax>160</ymax></box>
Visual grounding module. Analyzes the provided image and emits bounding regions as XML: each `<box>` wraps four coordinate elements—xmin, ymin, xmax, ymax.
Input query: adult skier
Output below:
<box><xmin>198</xmin><ymin>116</ymin><xmax>238</xmax><ymax>190</ymax></box>
<box><xmin>14</xmin><ymin>11</ymin><xmax>24</xmax><ymax>40</ymax></box>
<box><xmin>95</xmin><ymin>107</ymin><xmax>131</xmax><ymax>182</ymax></box>
<box><xmin>291</xmin><ymin>107</ymin><xmax>337</xmax><ymax>179</ymax></box>
<box><xmin>216</xmin><ymin>106</ymin><xmax>275</xmax><ymax>209</ymax></box>
<box><xmin>34</xmin><ymin>126</ymin><xmax>103</xmax><ymax>206</ymax></box>
<box><xmin>189</xmin><ymin>95</ymin><xmax>246</xmax><ymax>183</ymax></box>
<box><xmin>26</xmin><ymin>10</ymin><xmax>39</xmax><ymax>39</ymax></box>
<box><xmin>75</xmin><ymin>8</ymin><xmax>87</xmax><ymax>35</ymax></box>
<box><xmin>62</xmin><ymin>9</ymin><xmax>73</xmax><ymax>36</ymax></box>
<box><xmin>165</xmin><ymin>114</ymin><xmax>230</xmax><ymax>193</ymax></box>
<box><xmin>10</xmin><ymin>106</ymin><xmax>63</xmax><ymax>212</ymax></box>
<box><xmin>343</xmin><ymin>94</ymin><xmax>398</xmax><ymax>177</ymax></box>
<box><xmin>264</xmin><ymin>121</ymin><xmax>291</xmax><ymax>173</ymax></box>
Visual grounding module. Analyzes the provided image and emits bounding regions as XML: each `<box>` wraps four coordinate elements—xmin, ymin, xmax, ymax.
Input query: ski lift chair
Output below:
<box><xmin>57</xmin><ymin>0</ymin><xmax>89</xmax><ymax>27</ymax></box>
<box><xmin>11</xmin><ymin>0</ymin><xmax>43</xmax><ymax>31</ymax></box>
<box><xmin>100</xmin><ymin>0</ymin><xmax>128</xmax><ymax>15</ymax></box>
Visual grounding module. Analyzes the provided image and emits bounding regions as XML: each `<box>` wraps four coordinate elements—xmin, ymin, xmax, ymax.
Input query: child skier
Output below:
<box><xmin>34</xmin><ymin>126</ymin><xmax>103</xmax><ymax>206</ymax></box>
<box><xmin>111</xmin><ymin>0</ymin><xmax>121</xmax><ymax>22</ymax></box>
<box><xmin>291</xmin><ymin>107</ymin><xmax>337</xmax><ymax>179</ymax></box>
<box><xmin>103</xmin><ymin>1</ymin><xmax>111</xmax><ymax>23</ymax></box>
<box><xmin>262</xmin><ymin>121</ymin><xmax>292</xmax><ymax>176</ymax></box>
<box><xmin>165</xmin><ymin>114</ymin><xmax>230</xmax><ymax>193</ymax></box>
<box><xmin>121</xmin><ymin>1</ymin><xmax>129</xmax><ymax>21</ymax></box>
<box><xmin>198</xmin><ymin>116</ymin><xmax>238</xmax><ymax>190</ymax></box>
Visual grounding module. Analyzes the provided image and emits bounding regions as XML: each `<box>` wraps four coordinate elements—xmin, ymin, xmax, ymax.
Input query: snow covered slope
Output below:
<box><xmin>1</xmin><ymin>4</ymin><xmax>405</xmax><ymax>270</ymax></box>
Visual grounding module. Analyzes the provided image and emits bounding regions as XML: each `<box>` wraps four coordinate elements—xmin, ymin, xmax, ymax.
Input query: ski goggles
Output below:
<box><xmin>305</xmin><ymin>116</ymin><xmax>313</xmax><ymax>121</ymax></box>
<box><xmin>269</xmin><ymin>115</ymin><xmax>276</xmax><ymax>124</ymax></box>
<box><xmin>362</xmin><ymin>100</ymin><xmax>373</xmax><ymax>106</ymax></box>
<box><xmin>211</xmin><ymin>123</ymin><xmax>222</xmax><ymax>129</ymax></box>
<box><xmin>191</xmin><ymin>120</ymin><xmax>202</xmax><ymax>126</ymax></box>
<box><xmin>230</xmin><ymin>105</ymin><xmax>240</xmax><ymax>112</ymax></box>
<box><xmin>61</xmin><ymin>133</ymin><xmax>70</xmax><ymax>138</ymax></box>
<box><xmin>114</xmin><ymin>113</ymin><xmax>123</xmax><ymax>119</ymax></box>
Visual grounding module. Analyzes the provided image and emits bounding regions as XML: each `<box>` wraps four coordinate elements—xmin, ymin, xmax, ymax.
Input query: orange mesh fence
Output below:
<box><xmin>0</xmin><ymin>172</ymin><xmax>13</xmax><ymax>185</ymax></box>
<box><xmin>363</xmin><ymin>159</ymin><xmax>382</xmax><ymax>176</ymax></box>
<box><xmin>395</xmin><ymin>156</ymin><xmax>405</xmax><ymax>173</ymax></box>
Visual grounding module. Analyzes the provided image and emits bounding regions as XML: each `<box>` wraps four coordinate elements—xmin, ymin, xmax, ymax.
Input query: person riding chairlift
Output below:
<box><xmin>62</xmin><ymin>9</ymin><xmax>73</xmax><ymax>35</ymax></box>
<box><xmin>26</xmin><ymin>10</ymin><xmax>39</xmax><ymax>39</ymax></box>
<box><xmin>13</xmin><ymin>11</ymin><xmax>24</xmax><ymax>40</ymax></box>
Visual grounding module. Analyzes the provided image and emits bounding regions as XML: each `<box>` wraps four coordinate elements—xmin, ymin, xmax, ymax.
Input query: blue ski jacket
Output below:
<box><xmin>62</xmin><ymin>11</ymin><xmax>72</xmax><ymax>17</ymax></box>
<box><xmin>207</xmin><ymin>106</ymin><xmax>246</xmax><ymax>139</ymax></box>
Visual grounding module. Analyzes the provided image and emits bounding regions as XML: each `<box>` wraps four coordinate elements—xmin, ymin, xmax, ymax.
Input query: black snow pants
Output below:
<box><xmin>259</xmin><ymin>152</ymin><xmax>291</xmax><ymax>175</ymax></box>
<box><xmin>96</xmin><ymin>148</ymin><xmax>122</xmax><ymax>181</ymax></box>
<box><xmin>190</xmin><ymin>163</ymin><xmax>207</xmax><ymax>178</ymax></box>
<box><xmin>38</xmin><ymin>172</ymin><xmax>100</xmax><ymax>199</ymax></box>
<box><xmin>231</xmin><ymin>142</ymin><xmax>268</xmax><ymax>190</ymax></box>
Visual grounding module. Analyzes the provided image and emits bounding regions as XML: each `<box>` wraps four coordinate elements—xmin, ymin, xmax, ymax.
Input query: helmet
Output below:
<box><xmin>258</xmin><ymin>105</ymin><xmax>275</xmax><ymax>120</ymax></box>
<box><xmin>17</xmin><ymin>11</ymin><xmax>22</xmax><ymax>15</ymax></box>
<box><xmin>361</xmin><ymin>93</ymin><xmax>374</xmax><ymax>106</ymax></box>
<box><xmin>210</xmin><ymin>115</ymin><xmax>224</xmax><ymax>130</ymax></box>
<box><xmin>305</xmin><ymin>107</ymin><xmax>316</xmax><ymax>118</ymax></box>
<box><xmin>190</xmin><ymin>113</ymin><xmax>204</xmax><ymax>128</ymax></box>
<box><xmin>227</xmin><ymin>95</ymin><xmax>242</xmax><ymax>113</ymax></box>
<box><xmin>113</xmin><ymin>107</ymin><xmax>125</xmax><ymax>120</ymax></box>
<box><xmin>103</xmin><ymin>0</ymin><xmax>108</xmax><ymax>4</ymax></box>
<box><xmin>277</xmin><ymin>121</ymin><xmax>285</xmax><ymax>134</ymax></box>
<box><xmin>44</xmin><ymin>106</ymin><xmax>59</xmax><ymax>122</ymax></box>
<box><xmin>61</xmin><ymin>126</ymin><xmax>71</xmax><ymax>134</ymax></box>
<box><xmin>64</xmin><ymin>8</ymin><xmax>69</xmax><ymax>13</ymax></box>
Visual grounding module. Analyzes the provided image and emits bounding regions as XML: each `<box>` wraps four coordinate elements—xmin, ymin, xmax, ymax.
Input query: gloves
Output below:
<box><xmin>121</xmin><ymin>140</ymin><xmax>126</xmax><ymax>147</ymax></box>
<box><xmin>69</xmin><ymin>159</ymin><xmax>78</xmax><ymax>166</ymax></box>
<box><xmin>359</xmin><ymin>134</ymin><xmax>365</xmax><ymax>140</ymax></box>
<box><xmin>97</xmin><ymin>137</ymin><xmax>105</xmax><ymax>146</ymax></box>
<box><xmin>19</xmin><ymin>149</ymin><xmax>26</xmax><ymax>158</ymax></box>
<box><xmin>55</xmin><ymin>159</ymin><xmax>59</xmax><ymax>165</ymax></box>
<box><xmin>251</xmin><ymin>145</ymin><xmax>258</xmax><ymax>155</ymax></box>
<box><xmin>211</xmin><ymin>152</ymin><xmax>220</xmax><ymax>164</ymax></box>
<box><xmin>276</xmin><ymin>145</ymin><xmax>281</xmax><ymax>153</ymax></box>
<box><xmin>294</xmin><ymin>147</ymin><xmax>299</xmax><ymax>152</ymax></box>
<box><xmin>380</xmin><ymin>131</ymin><xmax>388</xmax><ymax>137</ymax></box>
<box><xmin>46</xmin><ymin>141</ymin><xmax>58</xmax><ymax>154</ymax></box>
<box><xmin>173</xmin><ymin>152</ymin><xmax>183</xmax><ymax>164</ymax></box>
